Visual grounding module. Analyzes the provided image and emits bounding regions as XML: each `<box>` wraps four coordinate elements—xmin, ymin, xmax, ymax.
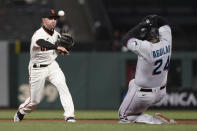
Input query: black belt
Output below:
<box><xmin>140</xmin><ymin>85</ymin><xmax>166</xmax><ymax>92</ymax></box>
<box><xmin>33</xmin><ymin>64</ymin><xmax>48</xmax><ymax>68</ymax></box>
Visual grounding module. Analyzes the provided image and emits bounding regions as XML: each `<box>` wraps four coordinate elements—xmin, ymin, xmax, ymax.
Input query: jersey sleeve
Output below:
<box><xmin>31</xmin><ymin>30</ymin><xmax>45</xmax><ymax>47</ymax></box>
<box><xmin>159</xmin><ymin>25</ymin><xmax>172</xmax><ymax>44</ymax></box>
<box><xmin>127</xmin><ymin>38</ymin><xmax>151</xmax><ymax>59</ymax></box>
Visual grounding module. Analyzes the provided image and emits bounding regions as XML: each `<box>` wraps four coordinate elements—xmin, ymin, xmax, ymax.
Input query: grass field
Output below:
<box><xmin>0</xmin><ymin>109</ymin><xmax>197</xmax><ymax>131</ymax></box>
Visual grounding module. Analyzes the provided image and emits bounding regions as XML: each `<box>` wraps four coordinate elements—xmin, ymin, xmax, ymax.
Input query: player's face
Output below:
<box><xmin>42</xmin><ymin>17</ymin><xmax>57</xmax><ymax>30</ymax></box>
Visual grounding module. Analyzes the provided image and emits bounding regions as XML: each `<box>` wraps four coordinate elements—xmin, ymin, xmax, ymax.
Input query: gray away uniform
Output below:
<box><xmin>119</xmin><ymin>25</ymin><xmax>172</xmax><ymax>124</ymax></box>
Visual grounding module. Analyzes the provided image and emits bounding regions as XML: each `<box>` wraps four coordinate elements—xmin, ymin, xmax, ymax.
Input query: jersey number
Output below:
<box><xmin>153</xmin><ymin>56</ymin><xmax>170</xmax><ymax>75</ymax></box>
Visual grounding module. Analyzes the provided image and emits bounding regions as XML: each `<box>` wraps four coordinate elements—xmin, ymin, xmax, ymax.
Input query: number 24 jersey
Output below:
<box><xmin>126</xmin><ymin>25</ymin><xmax>172</xmax><ymax>88</ymax></box>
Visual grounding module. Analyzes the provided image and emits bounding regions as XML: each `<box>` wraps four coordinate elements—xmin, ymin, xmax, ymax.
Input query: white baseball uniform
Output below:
<box><xmin>18</xmin><ymin>26</ymin><xmax>75</xmax><ymax>119</ymax></box>
<box><xmin>119</xmin><ymin>25</ymin><xmax>172</xmax><ymax>124</ymax></box>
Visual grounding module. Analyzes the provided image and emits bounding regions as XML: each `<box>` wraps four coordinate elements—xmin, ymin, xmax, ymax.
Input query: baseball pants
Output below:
<box><xmin>18</xmin><ymin>61</ymin><xmax>75</xmax><ymax>119</ymax></box>
<box><xmin>119</xmin><ymin>79</ymin><xmax>166</xmax><ymax>124</ymax></box>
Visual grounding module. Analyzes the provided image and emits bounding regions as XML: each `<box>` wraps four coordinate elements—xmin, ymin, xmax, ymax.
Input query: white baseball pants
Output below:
<box><xmin>18</xmin><ymin>61</ymin><xmax>75</xmax><ymax>119</ymax></box>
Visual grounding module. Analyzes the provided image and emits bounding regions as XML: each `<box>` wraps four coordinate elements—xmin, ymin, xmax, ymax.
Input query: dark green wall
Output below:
<box><xmin>10</xmin><ymin>51</ymin><xmax>197</xmax><ymax>109</ymax></box>
<box><xmin>10</xmin><ymin>52</ymin><xmax>137</xmax><ymax>109</ymax></box>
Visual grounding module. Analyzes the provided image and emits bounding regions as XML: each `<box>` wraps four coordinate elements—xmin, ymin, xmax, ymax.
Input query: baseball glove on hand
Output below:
<box><xmin>143</xmin><ymin>14</ymin><xmax>158</xmax><ymax>27</ymax></box>
<box><xmin>58</xmin><ymin>33</ymin><xmax>75</xmax><ymax>51</ymax></box>
<box><xmin>138</xmin><ymin>14</ymin><xmax>158</xmax><ymax>40</ymax></box>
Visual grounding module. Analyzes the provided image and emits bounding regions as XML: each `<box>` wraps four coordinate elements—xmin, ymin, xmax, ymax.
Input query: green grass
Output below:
<box><xmin>0</xmin><ymin>109</ymin><xmax>197</xmax><ymax>131</ymax></box>
<box><xmin>0</xmin><ymin>122</ymin><xmax>197</xmax><ymax>131</ymax></box>
<box><xmin>0</xmin><ymin>110</ymin><xmax>118</xmax><ymax>120</ymax></box>
<box><xmin>1</xmin><ymin>109</ymin><xmax>197</xmax><ymax>120</ymax></box>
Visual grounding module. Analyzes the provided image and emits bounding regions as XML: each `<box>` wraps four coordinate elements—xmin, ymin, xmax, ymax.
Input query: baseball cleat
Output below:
<box><xmin>154</xmin><ymin>113</ymin><xmax>176</xmax><ymax>124</ymax></box>
<box><xmin>118</xmin><ymin>120</ymin><xmax>131</xmax><ymax>123</ymax></box>
<box><xmin>14</xmin><ymin>111</ymin><xmax>24</xmax><ymax>122</ymax></box>
<box><xmin>66</xmin><ymin>117</ymin><xmax>76</xmax><ymax>123</ymax></box>
<box><xmin>118</xmin><ymin>118</ymin><xmax>131</xmax><ymax>123</ymax></box>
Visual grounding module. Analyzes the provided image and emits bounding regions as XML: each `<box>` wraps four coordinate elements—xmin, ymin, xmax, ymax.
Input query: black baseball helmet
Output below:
<box><xmin>145</xmin><ymin>27</ymin><xmax>159</xmax><ymax>41</ymax></box>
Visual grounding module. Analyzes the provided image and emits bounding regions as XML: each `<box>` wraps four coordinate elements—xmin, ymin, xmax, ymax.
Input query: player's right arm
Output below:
<box><xmin>31</xmin><ymin>32</ymin><xmax>69</xmax><ymax>55</ymax></box>
<box><xmin>156</xmin><ymin>16</ymin><xmax>169</xmax><ymax>28</ymax></box>
<box><xmin>36</xmin><ymin>39</ymin><xmax>69</xmax><ymax>55</ymax></box>
<box><xmin>36</xmin><ymin>39</ymin><xmax>58</xmax><ymax>50</ymax></box>
<box><xmin>156</xmin><ymin>16</ymin><xmax>172</xmax><ymax>44</ymax></box>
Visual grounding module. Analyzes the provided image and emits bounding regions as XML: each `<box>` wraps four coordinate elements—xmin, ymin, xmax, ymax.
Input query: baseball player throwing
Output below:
<box><xmin>14</xmin><ymin>9</ymin><xmax>76</xmax><ymax>122</ymax></box>
<box><xmin>119</xmin><ymin>15</ymin><xmax>175</xmax><ymax>124</ymax></box>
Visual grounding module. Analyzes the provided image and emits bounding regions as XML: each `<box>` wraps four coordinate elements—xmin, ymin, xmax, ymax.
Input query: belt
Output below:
<box><xmin>139</xmin><ymin>85</ymin><xmax>166</xmax><ymax>92</ymax></box>
<box><xmin>33</xmin><ymin>64</ymin><xmax>48</xmax><ymax>68</ymax></box>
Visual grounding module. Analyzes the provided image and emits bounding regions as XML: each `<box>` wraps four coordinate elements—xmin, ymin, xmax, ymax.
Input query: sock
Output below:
<box><xmin>17</xmin><ymin>111</ymin><xmax>24</xmax><ymax>120</ymax></box>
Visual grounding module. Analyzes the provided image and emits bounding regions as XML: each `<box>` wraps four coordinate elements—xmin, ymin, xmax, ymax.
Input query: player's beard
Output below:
<box><xmin>49</xmin><ymin>23</ymin><xmax>56</xmax><ymax>30</ymax></box>
<box><xmin>43</xmin><ymin>19</ymin><xmax>56</xmax><ymax>30</ymax></box>
<box><xmin>44</xmin><ymin>23</ymin><xmax>55</xmax><ymax>31</ymax></box>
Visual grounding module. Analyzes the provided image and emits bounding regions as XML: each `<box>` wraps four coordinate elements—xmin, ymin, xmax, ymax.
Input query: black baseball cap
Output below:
<box><xmin>42</xmin><ymin>9</ymin><xmax>60</xmax><ymax>18</ymax></box>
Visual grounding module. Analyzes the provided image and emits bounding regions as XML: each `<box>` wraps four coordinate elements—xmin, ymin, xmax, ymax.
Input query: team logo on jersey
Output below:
<box><xmin>133</xmin><ymin>41</ymin><xmax>140</xmax><ymax>50</ymax></box>
<box><xmin>51</xmin><ymin>9</ymin><xmax>55</xmax><ymax>14</ymax></box>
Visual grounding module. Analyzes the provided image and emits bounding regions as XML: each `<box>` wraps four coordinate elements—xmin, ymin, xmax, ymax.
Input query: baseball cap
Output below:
<box><xmin>42</xmin><ymin>9</ymin><xmax>60</xmax><ymax>18</ymax></box>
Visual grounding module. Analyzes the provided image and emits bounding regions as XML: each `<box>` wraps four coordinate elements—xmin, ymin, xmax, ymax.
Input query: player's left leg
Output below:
<box><xmin>119</xmin><ymin>89</ymin><xmax>163</xmax><ymax>124</ymax></box>
<box><xmin>133</xmin><ymin>88</ymin><xmax>174</xmax><ymax>124</ymax></box>
<box><xmin>118</xmin><ymin>80</ymin><xmax>138</xmax><ymax>123</ymax></box>
<box><xmin>126</xmin><ymin>87</ymin><xmax>171</xmax><ymax>124</ymax></box>
<box><xmin>48</xmin><ymin>61</ymin><xmax>75</xmax><ymax>122</ymax></box>
<box><xmin>14</xmin><ymin>67</ymin><xmax>47</xmax><ymax>122</ymax></box>
<box><xmin>119</xmin><ymin>80</ymin><xmax>168</xmax><ymax>124</ymax></box>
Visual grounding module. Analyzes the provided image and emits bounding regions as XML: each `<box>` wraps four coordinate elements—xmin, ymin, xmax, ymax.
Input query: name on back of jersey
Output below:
<box><xmin>152</xmin><ymin>45</ymin><xmax>171</xmax><ymax>58</ymax></box>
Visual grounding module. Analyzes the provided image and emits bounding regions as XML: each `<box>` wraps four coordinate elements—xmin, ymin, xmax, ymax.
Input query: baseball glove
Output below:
<box><xmin>58</xmin><ymin>33</ymin><xmax>75</xmax><ymax>51</ymax></box>
<box><xmin>138</xmin><ymin>27</ymin><xmax>148</xmax><ymax>40</ymax></box>
<box><xmin>138</xmin><ymin>14</ymin><xmax>158</xmax><ymax>40</ymax></box>
<box><xmin>142</xmin><ymin>14</ymin><xmax>158</xmax><ymax>27</ymax></box>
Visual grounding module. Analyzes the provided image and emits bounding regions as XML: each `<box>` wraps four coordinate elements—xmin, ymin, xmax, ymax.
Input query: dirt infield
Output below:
<box><xmin>1</xmin><ymin>119</ymin><xmax>197</xmax><ymax>124</ymax></box>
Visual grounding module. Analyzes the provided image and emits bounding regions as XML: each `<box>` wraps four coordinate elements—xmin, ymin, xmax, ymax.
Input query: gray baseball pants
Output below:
<box><xmin>118</xmin><ymin>79</ymin><xmax>166</xmax><ymax>124</ymax></box>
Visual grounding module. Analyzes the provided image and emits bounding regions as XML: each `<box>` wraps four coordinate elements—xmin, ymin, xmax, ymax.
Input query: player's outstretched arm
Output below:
<box><xmin>36</xmin><ymin>39</ymin><xmax>58</xmax><ymax>50</ymax></box>
<box><xmin>36</xmin><ymin>39</ymin><xmax>70</xmax><ymax>55</ymax></box>
<box><xmin>57</xmin><ymin>46</ymin><xmax>70</xmax><ymax>55</ymax></box>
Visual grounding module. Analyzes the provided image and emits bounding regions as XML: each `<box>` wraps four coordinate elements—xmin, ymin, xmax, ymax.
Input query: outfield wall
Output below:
<box><xmin>8</xmin><ymin>45</ymin><xmax>197</xmax><ymax>109</ymax></box>
<box><xmin>9</xmin><ymin>52</ymin><xmax>129</xmax><ymax>109</ymax></box>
